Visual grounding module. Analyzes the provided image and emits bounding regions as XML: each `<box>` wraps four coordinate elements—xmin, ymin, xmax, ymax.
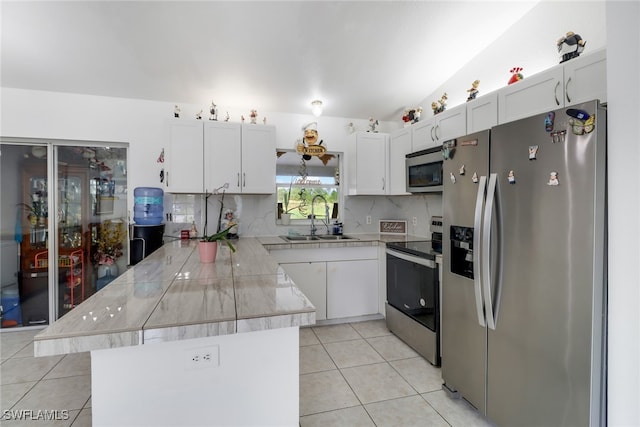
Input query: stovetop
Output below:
<box><xmin>386</xmin><ymin>240</ymin><xmax>438</xmax><ymax>259</ymax></box>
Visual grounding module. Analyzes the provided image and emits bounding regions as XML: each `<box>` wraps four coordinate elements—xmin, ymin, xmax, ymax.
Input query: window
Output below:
<box><xmin>276</xmin><ymin>150</ymin><xmax>341</xmax><ymax>223</ymax></box>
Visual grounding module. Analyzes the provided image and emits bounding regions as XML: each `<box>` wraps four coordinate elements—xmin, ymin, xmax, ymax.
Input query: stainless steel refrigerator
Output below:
<box><xmin>441</xmin><ymin>100</ymin><xmax>606</xmax><ymax>427</ymax></box>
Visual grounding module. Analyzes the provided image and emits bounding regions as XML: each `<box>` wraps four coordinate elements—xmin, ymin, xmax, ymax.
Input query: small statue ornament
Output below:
<box><xmin>508</xmin><ymin>67</ymin><xmax>524</xmax><ymax>85</ymax></box>
<box><xmin>402</xmin><ymin>106</ymin><xmax>422</xmax><ymax>125</ymax></box>
<box><xmin>209</xmin><ymin>101</ymin><xmax>218</xmax><ymax>120</ymax></box>
<box><xmin>557</xmin><ymin>31</ymin><xmax>586</xmax><ymax>63</ymax></box>
<box><xmin>174</xmin><ymin>105</ymin><xmax>181</xmax><ymax>118</ymax></box>
<box><xmin>250</xmin><ymin>109</ymin><xmax>258</xmax><ymax>124</ymax></box>
<box><xmin>195</xmin><ymin>110</ymin><xmax>203</xmax><ymax>120</ymax></box>
<box><xmin>432</xmin><ymin>93</ymin><xmax>448</xmax><ymax>115</ymax></box>
<box><xmin>466</xmin><ymin>80</ymin><xmax>480</xmax><ymax>102</ymax></box>
<box><xmin>368</xmin><ymin>117</ymin><xmax>379</xmax><ymax>133</ymax></box>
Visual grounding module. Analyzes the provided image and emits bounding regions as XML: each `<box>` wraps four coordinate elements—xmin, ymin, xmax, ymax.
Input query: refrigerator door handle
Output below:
<box><xmin>473</xmin><ymin>175</ymin><xmax>487</xmax><ymax>327</ymax></box>
<box><xmin>482</xmin><ymin>173</ymin><xmax>500</xmax><ymax>330</ymax></box>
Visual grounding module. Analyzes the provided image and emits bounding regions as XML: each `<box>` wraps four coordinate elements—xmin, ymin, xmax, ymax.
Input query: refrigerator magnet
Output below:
<box><xmin>459</xmin><ymin>164</ymin><xmax>466</xmax><ymax>175</ymax></box>
<box><xmin>472</xmin><ymin>172</ymin><xmax>479</xmax><ymax>183</ymax></box>
<box><xmin>550</xmin><ymin>130</ymin><xmax>566</xmax><ymax>143</ymax></box>
<box><xmin>544</xmin><ymin>111</ymin><xmax>555</xmax><ymax>132</ymax></box>
<box><xmin>508</xmin><ymin>170</ymin><xmax>516</xmax><ymax>184</ymax></box>
<box><xmin>548</xmin><ymin>172</ymin><xmax>559</xmax><ymax>186</ymax></box>
<box><xmin>450</xmin><ymin>172</ymin><xmax>456</xmax><ymax>184</ymax></box>
<box><xmin>529</xmin><ymin>145</ymin><xmax>539</xmax><ymax>160</ymax></box>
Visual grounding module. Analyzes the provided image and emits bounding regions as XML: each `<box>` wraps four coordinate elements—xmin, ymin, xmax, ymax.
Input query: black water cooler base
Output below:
<box><xmin>130</xmin><ymin>224</ymin><xmax>165</xmax><ymax>265</ymax></box>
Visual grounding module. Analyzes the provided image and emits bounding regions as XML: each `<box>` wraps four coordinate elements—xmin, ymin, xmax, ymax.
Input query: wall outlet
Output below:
<box><xmin>412</xmin><ymin>217</ymin><xmax>418</xmax><ymax>226</ymax></box>
<box><xmin>185</xmin><ymin>345</ymin><xmax>219</xmax><ymax>370</ymax></box>
<box><xmin>366</xmin><ymin>215</ymin><xmax>372</xmax><ymax>224</ymax></box>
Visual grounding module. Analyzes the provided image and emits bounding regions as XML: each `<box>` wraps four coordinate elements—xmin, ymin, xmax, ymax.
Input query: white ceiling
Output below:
<box><xmin>1</xmin><ymin>1</ymin><xmax>539</xmax><ymax>121</ymax></box>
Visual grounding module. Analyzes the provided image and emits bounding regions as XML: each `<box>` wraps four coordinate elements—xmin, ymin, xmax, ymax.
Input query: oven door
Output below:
<box><xmin>385</xmin><ymin>248</ymin><xmax>438</xmax><ymax>332</ymax></box>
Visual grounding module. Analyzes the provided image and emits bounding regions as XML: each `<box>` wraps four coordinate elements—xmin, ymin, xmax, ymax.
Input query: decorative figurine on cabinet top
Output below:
<box><xmin>209</xmin><ymin>101</ymin><xmax>218</xmax><ymax>121</ymax></box>
<box><xmin>508</xmin><ymin>67</ymin><xmax>524</xmax><ymax>85</ymax></box>
<box><xmin>174</xmin><ymin>105</ymin><xmax>181</xmax><ymax>118</ymax></box>
<box><xmin>557</xmin><ymin>31</ymin><xmax>586</xmax><ymax>63</ymax></box>
<box><xmin>250</xmin><ymin>109</ymin><xmax>258</xmax><ymax>124</ymax></box>
<box><xmin>368</xmin><ymin>117</ymin><xmax>379</xmax><ymax>133</ymax></box>
<box><xmin>195</xmin><ymin>110</ymin><xmax>203</xmax><ymax>120</ymax></box>
<box><xmin>432</xmin><ymin>93</ymin><xmax>448</xmax><ymax>115</ymax></box>
<box><xmin>466</xmin><ymin>80</ymin><xmax>480</xmax><ymax>101</ymax></box>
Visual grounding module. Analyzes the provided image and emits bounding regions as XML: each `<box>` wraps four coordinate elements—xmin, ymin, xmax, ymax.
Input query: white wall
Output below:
<box><xmin>0</xmin><ymin>88</ymin><xmax>437</xmax><ymax>239</ymax></box>
<box><xmin>606</xmin><ymin>2</ymin><xmax>640</xmax><ymax>426</ymax></box>
<box><xmin>421</xmin><ymin>1</ymin><xmax>606</xmax><ymax>109</ymax></box>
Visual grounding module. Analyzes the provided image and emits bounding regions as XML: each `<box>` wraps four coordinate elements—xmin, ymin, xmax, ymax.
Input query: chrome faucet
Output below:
<box><xmin>310</xmin><ymin>195</ymin><xmax>330</xmax><ymax>236</ymax></box>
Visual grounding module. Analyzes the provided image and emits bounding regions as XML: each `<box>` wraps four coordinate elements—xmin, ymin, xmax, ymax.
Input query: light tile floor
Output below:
<box><xmin>1</xmin><ymin>320</ymin><xmax>495</xmax><ymax>426</ymax></box>
<box><xmin>299</xmin><ymin>320</ymin><xmax>496</xmax><ymax>427</ymax></box>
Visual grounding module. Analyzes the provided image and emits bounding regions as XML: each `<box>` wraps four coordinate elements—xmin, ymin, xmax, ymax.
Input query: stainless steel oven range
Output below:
<box><xmin>385</xmin><ymin>240</ymin><xmax>440</xmax><ymax>365</ymax></box>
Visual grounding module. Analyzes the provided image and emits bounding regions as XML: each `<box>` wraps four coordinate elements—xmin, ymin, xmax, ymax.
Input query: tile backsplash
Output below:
<box><xmin>163</xmin><ymin>193</ymin><xmax>442</xmax><ymax>239</ymax></box>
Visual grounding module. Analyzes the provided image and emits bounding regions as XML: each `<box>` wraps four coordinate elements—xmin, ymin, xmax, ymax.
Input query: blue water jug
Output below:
<box><xmin>133</xmin><ymin>187</ymin><xmax>164</xmax><ymax>225</ymax></box>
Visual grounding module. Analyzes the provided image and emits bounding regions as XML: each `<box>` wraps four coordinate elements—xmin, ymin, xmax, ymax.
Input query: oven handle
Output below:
<box><xmin>386</xmin><ymin>248</ymin><xmax>436</xmax><ymax>268</ymax></box>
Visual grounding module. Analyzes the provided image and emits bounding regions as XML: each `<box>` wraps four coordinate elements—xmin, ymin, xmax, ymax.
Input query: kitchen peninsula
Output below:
<box><xmin>33</xmin><ymin>238</ymin><xmax>315</xmax><ymax>426</ymax></box>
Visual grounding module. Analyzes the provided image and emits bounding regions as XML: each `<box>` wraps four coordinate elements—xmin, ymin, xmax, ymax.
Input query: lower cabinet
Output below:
<box><xmin>272</xmin><ymin>247</ymin><xmax>379</xmax><ymax>321</ymax></box>
<box><xmin>280</xmin><ymin>261</ymin><xmax>327</xmax><ymax>321</ymax></box>
<box><xmin>326</xmin><ymin>259</ymin><xmax>378</xmax><ymax>319</ymax></box>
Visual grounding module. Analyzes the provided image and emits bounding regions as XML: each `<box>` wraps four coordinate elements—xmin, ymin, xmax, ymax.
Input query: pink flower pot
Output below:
<box><xmin>198</xmin><ymin>241</ymin><xmax>218</xmax><ymax>263</ymax></box>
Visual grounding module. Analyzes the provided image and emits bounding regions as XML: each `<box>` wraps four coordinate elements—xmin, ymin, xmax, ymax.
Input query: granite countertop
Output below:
<box><xmin>34</xmin><ymin>233</ymin><xmax>428</xmax><ymax>357</ymax></box>
<box><xmin>34</xmin><ymin>238</ymin><xmax>315</xmax><ymax>356</ymax></box>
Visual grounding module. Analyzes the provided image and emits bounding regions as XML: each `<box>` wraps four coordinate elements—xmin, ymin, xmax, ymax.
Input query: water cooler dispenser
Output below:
<box><xmin>130</xmin><ymin>187</ymin><xmax>165</xmax><ymax>265</ymax></box>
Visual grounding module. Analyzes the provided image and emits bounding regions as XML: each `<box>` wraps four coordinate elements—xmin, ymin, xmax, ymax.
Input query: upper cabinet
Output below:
<box><xmin>498</xmin><ymin>49</ymin><xmax>606</xmax><ymax>124</ymax></box>
<box><xmin>347</xmin><ymin>132</ymin><xmax>388</xmax><ymax>195</ymax></box>
<box><xmin>388</xmin><ymin>128</ymin><xmax>412</xmax><ymax>195</ymax></box>
<box><xmin>466</xmin><ymin>92</ymin><xmax>498</xmax><ymax>133</ymax></box>
<box><xmin>165</xmin><ymin>119</ymin><xmax>204</xmax><ymax>193</ymax></box>
<box><xmin>166</xmin><ymin>120</ymin><xmax>276</xmax><ymax>194</ymax></box>
<box><xmin>411</xmin><ymin>104</ymin><xmax>466</xmax><ymax>152</ymax></box>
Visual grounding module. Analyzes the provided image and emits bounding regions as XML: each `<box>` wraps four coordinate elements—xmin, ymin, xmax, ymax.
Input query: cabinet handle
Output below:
<box><xmin>166</xmin><ymin>172</ymin><xmax>169</xmax><ymax>187</ymax></box>
<box><xmin>565</xmin><ymin>77</ymin><xmax>572</xmax><ymax>103</ymax></box>
<box><xmin>237</xmin><ymin>173</ymin><xmax>240</xmax><ymax>187</ymax></box>
<box><xmin>435</xmin><ymin>125</ymin><xmax>440</xmax><ymax>141</ymax></box>
<box><xmin>243</xmin><ymin>173</ymin><xmax>246</xmax><ymax>187</ymax></box>
<box><xmin>554</xmin><ymin>81</ymin><xmax>561</xmax><ymax>106</ymax></box>
<box><xmin>382</xmin><ymin>177</ymin><xmax>386</xmax><ymax>191</ymax></box>
<box><xmin>430</xmin><ymin>127</ymin><xmax>436</xmax><ymax>142</ymax></box>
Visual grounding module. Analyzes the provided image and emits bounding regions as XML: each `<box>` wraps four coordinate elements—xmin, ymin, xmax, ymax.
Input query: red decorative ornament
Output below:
<box><xmin>508</xmin><ymin>67</ymin><xmax>524</xmax><ymax>85</ymax></box>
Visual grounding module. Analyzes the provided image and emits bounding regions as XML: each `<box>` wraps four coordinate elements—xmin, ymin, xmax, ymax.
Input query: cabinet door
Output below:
<box><xmin>434</xmin><ymin>105</ymin><xmax>467</xmax><ymax>142</ymax></box>
<box><xmin>241</xmin><ymin>125</ymin><xmax>276</xmax><ymax>194</ymax></box>
<box><xmin>350</xmin><ymin>132</ymin><xmax>388</xmax><ymax>195</ymax></box>
<box><xmin>466</xmin><ymin>92</ymin><xmax>498</xmax><ymax>133</ymax></box>
<box><xmin>498</xmin><ymin>66</ymin><xmax>564</xmax><ymax>124</ymax></box>
<box><xmin>326</xmin><ymin>259</ymin><xmax>378</xmax><ymax>319</ymax></box>
<box><xmin>388</xmin><ymin>128</ymin><xmax>411</xmax><ymax>195</ymax></box>
<box><xmin>165</xmin><ymin>120</ymin><xmax>204</xmax><ymax>193</ymax></box>
<box><xmin>280</xmin><ymin>262</ymin><xmax>327</xmax><ymax>321</ymax></box>
<box><xmin>204</xmin><ymin>122</ymin><xmax>242</xmax><ymax>193</ymax></box>
<box><xmin>411</xmin><ymin>119</ymin><xmax>436</xmax><ymax>152</ymax></box>
<box><xmin>563</xmin><ymin>48</ymin><xmax>607</xmax><ymax>105</ymax></box>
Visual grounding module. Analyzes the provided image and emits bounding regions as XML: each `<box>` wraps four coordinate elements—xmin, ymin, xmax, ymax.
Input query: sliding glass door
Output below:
<box><xmin>0</xmin><ymin>139</ymin><xmax>128</xmax><ymax>330</ymax></box>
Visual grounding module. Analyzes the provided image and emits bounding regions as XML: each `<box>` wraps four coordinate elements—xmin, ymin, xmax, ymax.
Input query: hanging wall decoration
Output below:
<box><xmin>297</xmin><ymin>122</ymin><xmax>327</xmax><ymax>160</ymax></box>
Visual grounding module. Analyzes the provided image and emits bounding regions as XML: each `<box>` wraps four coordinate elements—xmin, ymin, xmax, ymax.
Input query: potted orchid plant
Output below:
<box><xmin>198</xmin><ymin>226</ymin><xmax>236</xmax><ymax>263</ymax></box>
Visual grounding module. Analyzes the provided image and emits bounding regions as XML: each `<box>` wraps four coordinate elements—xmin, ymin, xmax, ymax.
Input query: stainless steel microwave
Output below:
<box><xmin>406</xmin><ymin>146</ymin><xmax>443</xmax><ymax>193</ymax></box>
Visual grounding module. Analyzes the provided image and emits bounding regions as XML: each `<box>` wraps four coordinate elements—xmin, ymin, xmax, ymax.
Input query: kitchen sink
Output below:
<box><xmin>279</xmin><ymin>234</ymin><xmax>357</xmax><ymax>242</ymax></box>
<box><xmin>280</xmin><ymin>235</ymin><xmax>319</xmax><ymax>241</ymax></box>
<box><xmin>316</xmin><ymin>235</ymin><xmax>357</xmax><ymax>240</ymax></box>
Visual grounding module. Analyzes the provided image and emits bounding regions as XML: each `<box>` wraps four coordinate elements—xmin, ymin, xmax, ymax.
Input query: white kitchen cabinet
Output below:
<box><xmin>204</xmin><ymin>122</ymin><xmax>276</xmax><ymax>194</ymax></box>
<box><xmin>204</xmin><ymin>121</ymin><xmax>241</xmax><ymax>192</ymax></box>
<box><xmin>498</xmin><ymin>49</ymin><xmax>606</xmax><ymax>124</ymax></box>
<box><xmin>466</xmin><ymin>91</ymin><xmax>498</xmax><ymax>133</ymax></box>
<box><xmin>326</xmin><ymin>259</ymin><xmax>379</xmax><ymax>319</ymax></box>
<box><xmin>164</xmin><ymin>119</ymin><xmax>204</xmax><ymax>193</ymax></box>
<box><xmin>347</xmin><ymin>131</ymin><xmax>388</xmax><ymax>195</ymax></box>
<box><xmin>411</xmin><ymin>104</ymin><xmax>466</xmax><ymax>152</ymax></box>
<box><xmin>280</xmin><ymin>262</ymin><xmax>327</xmax><ymax>321</ymax></box>
<box><xmin>270</xmin><ymin>246</ymin><xmax>379</xmax><ymax>321</ymax></box>
<box><xmin>388</xmin><ymin>127</ymin><xmax>412</xmax><ymax>195</ymax></box>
